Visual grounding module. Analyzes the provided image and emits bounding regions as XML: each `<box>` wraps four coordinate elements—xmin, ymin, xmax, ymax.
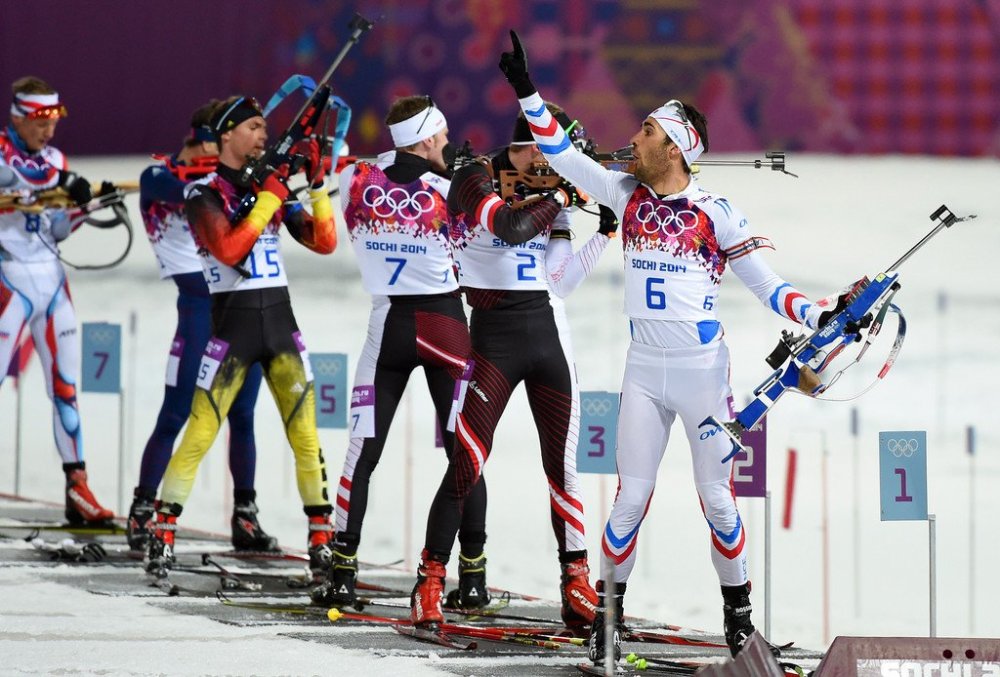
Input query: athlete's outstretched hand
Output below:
<box><xmin>499</xmin><ymin>30</ymin><xmax>536</xmax><ymax>98</ymax></box>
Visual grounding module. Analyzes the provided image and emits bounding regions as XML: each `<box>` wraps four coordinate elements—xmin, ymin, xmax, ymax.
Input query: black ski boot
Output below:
<box><xmin>126</xmin><ymin>488</ymin><xmax>156</xmax><ymax>552</ymax></box>
<box><xmin>588</xmin><ymin>580</ymin><xmax>626</xmax><ymax>666</ymax></box>
<box><xmin>722</xmin><ymin>582</ymin><xmax>781</xmax><ymax>657</ymax></box>
<box><xmin>444</xmin><ymin>552</ymin><xmax>491</xmax><ymax>609</ymax></box>
<box><xmin>311</xmin><ymin>546</ymin><xmax>359</xmax><ymax>606</ymax></box>
<box><xmin>231</xmin><ymin>496</ymin><xmax>279</xmax><ymax>552</ymax></box>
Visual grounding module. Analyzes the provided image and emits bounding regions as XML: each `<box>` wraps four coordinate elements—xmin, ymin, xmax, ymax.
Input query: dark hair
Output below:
<box><xmin>184</xmin><ymin>99</ymin><xmax>219</xmax><ymax>147</ymax></box>
<box><xmin>385</xmin><ymin>95</ymin><xmax>435</xmax><ymax>150</ymax></box>
<box><xmin>385</xmin><ymin>95</ymin><xmax>432</xmax><ymax>126</ymax></box>
<box><xmin>12</xmin><ymin>76</ymin><xmax>55</xmax><ymax>97</ymax></box>
<box><xmin>683</xmin><ymin>102</ymin><xmax>709</xmax><ymax>153</ymax></box>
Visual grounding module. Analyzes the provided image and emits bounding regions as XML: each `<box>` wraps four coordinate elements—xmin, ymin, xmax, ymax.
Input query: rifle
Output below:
<box><xmin>590</xmin><ymin>145</ymin><xmax>797</xmax><ymax>177</ymax></box>
<box><xmin>0</xmin><ymin>182</ymin><xmax>137</xmax><ymax>270</ymax></box>
<box><xmin>0</xmin><ymin>182</ymin><xmax>138</xmax><ymax>214</ymax></box>
<box><xmin>233</xmin><ymin>12</ymin><xmax>374</xmax><ymax>204</ymax></box>
<box><xmin>708</xmin><ymin>204</ymin><xmax>976</xmax><ymax>451</ymax></box>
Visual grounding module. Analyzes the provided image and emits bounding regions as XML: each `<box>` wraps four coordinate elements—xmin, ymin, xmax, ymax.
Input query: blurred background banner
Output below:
<box><xmin>2</xmin><ymin>0</ymin><xmax>998</xmax><ymax>158</ymax></box>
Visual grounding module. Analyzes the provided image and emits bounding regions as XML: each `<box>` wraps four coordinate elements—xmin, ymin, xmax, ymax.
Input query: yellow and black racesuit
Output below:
<box><xmin>157</xmin><ymin>162</ymin><xmax>337</xmax><ymax>525</ymax></box>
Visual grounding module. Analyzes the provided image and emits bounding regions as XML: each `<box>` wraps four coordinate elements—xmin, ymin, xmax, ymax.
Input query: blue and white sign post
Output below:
<box><xmin>879</xmin><ymin>430</ymin><xmax>934</xmax><ymax>635</ymax></box>
<box><xmin>310</xmin><ymin>353</ymin><xmax>348</xmax><ymax>429</ymax></box>
<box><xmin>577</xmin><ymin>391</ymin><xmax>618</xmax><ymax>475</ymax></box>
<box><xmin>81</xmin><ymin>322</ymin><xmax>123</xmax><ymax>513</ymax></box>
<box><xmin>578</xmin><ymin>390</ymin><xmax>620</xmax><ymax>631</ymax></box>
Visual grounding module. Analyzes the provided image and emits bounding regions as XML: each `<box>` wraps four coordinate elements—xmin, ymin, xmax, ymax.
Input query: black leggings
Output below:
<box><xmin>424</xmin><ymin>299</ymin><xmax>585</xmax><ymax>561</ymax></box>
<box><xmin>334</xmin><ymin>293</ymin><xmax>487</xmax><ymax>556</ymax></box>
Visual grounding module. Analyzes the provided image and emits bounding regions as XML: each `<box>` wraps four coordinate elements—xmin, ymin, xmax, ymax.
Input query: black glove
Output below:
<box><xmin>817</xmin><ymin>292</ymin><xmax>850</xmax><ymax>328</ymax></box>
<box><xmin>598</xmin><ymin>205</ymin><xmax>619</xmax><ymax>236</ymax></box>
<box><xmin>499</xmin><ymin>30</ymin><xmax>536</xmax><ymax>98</ymax></box>
<box><xmin>551</xmin><ymin>180</ymin><xmax>586</xmax><ymax>208</ymax></box>
<box><xmin>58</xmin><ymin>170</ymin><xmax>93</xmax><ymax>205</ymax></box>
<box><xmin>98</xmin><ymin>180</ymin><xmax>117</xmax><ymax>197</ymax></box>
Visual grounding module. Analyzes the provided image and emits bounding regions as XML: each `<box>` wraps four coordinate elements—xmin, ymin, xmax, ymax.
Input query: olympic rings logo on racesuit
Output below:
<box><xmin>582</xmin><ymin>398</ymin><xmax>613</xmax><ymax>417</ymax></box>
<box><xmin>362</xmin><ymin>185</ymin><xmax>435</xmax><ymax>220</ymax></box>
<box><xmin>886</xmin><ymin>438</ymin><xmax>918</xmax><ymax>457</ymax></box>
<box><xmin>635</xmin><ymin>200</ymin><xmax>699</xmax><ymax>236</ymax></box>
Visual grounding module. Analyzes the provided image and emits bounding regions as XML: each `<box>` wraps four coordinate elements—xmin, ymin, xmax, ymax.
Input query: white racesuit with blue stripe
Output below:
<box><xmin>515</xmin><ymin>92</ymin><xmax>826</xmax><ymax>588</ymax></box>
<box><xmin>0</xmin><ymin>128</ymin><xmax>84</xmax><ymax>467</ymax></box>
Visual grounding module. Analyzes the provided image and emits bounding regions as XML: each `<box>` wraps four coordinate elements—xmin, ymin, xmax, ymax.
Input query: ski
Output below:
<box><xmin>625</xmin><ymin>652</ymin><xmax>809</xmax><ymax>677</ymax></box>
<box><xmin>625</xmin><ymin>629</ymin><xmax>728</xmax><ymax>650</ymax></box>
<box><xmin>391</xmin><ymin>623</ymin><xmax>477</xmax><ymax>650</ymax></box>
<box><xmin>0</xmin><ymin>521</ymin><xmax>125</xmax><ymax>535</ymax></box>
<box><xmin>577</xmin><ymin>660</ymin><xmax>697</xmax><ymax>675</ymax></box>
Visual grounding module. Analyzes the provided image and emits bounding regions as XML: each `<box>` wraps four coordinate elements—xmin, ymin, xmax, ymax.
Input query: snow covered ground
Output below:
<box><xmin>2</xmin><ymin>153</ymin><xmax>998</xmax><ymax>674</ymax></box>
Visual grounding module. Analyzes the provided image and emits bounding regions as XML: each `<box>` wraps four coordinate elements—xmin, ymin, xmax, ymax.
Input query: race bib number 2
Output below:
<box><xmin>195</xmin><ymin>338</ymin><xmax>230</xmax><ymax>390</ymax></box>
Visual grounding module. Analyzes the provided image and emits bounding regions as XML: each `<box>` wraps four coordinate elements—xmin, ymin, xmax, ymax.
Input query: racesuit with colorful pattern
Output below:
<box><xmin>332</xmin><ymin>151</ymin><xmax>485</xmax><ymax>587</ymax></box>
<box><xmin>516</xmin><ymin>92</ymin><xmax>824</xmax><ymax>589</ymax></box>
<box><xmin>156</xmin><ymin>164</ymin><xmax>336</xmax><ymax>527</ymax></box>
<box><xmin>135</xmin><ymin>156</ymin><xmax>262</xmax><ymax>502</ymax></box>
<box><xmin>418</xmin><ymin>148</ymin><xmax>610</xmax><ymax>627</ymax></box>
<box><xmin>0</xmin><ymin>122</ymin><xmax>116</xmax><ymax>523</ymax></box>
<box><xmin>0</xmin><ymin>125</ymin><xmax>82</xmax><ymax>466</ymax></box>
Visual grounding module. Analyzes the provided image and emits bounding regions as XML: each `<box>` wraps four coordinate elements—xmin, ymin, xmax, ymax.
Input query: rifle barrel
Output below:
<box><xmin>290</xmin><ymin>14</ymin><xmax>373</xmax><ymax>126</ymax></box>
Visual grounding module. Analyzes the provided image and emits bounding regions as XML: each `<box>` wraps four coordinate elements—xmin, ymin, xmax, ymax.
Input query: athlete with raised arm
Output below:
<box><xmin>498</xmin><ymin>30</ymin><xmax>836</xmax><ymax>663</ymax></box>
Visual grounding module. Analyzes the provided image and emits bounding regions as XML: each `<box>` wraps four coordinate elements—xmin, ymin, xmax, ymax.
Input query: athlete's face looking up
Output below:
<box><xmin>10</xmin><ymin>115</ymin><xmax>58</xmax><ymax>153</ymax></box>
<box><xmin>506</xmin><ymin>143</ymin><xmax>543</xmax><ymax>173</ymax></box>
<box><xmin>220</xmin><ymin>116</ymin><xmax>267</xmax><ymax>166</ymax></box>
<box><xmin>630</xmin><ymin>118</ymin><xmax>679</xmax><ymax>186</ymax></box>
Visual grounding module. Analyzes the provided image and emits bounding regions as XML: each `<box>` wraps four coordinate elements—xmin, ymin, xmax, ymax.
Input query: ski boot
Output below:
<box><xmin>722</xmin><ymin>582</ymin><xmax>781</xmax><ymax>657</ymax></box>
<box><xmin>126</xmin><ymin>488</ymin><xmax>156</xmax><ymax>552</ymax></box>
<box><xmin>310</xmin><ymin>545</ymin><xmax>358</xmax><ymax>606</ymax></box>
<box><xmin>410</xmin><ymin>551</ymin><xmax>446</xmax><ymax>626</ymax></box>
<box><xmin>444</xmin><ymin>552</ymin><xmax>491</xmax><ymax>609</ymax></box>
<box><xmin>588</xmin><ymin>580</ymin><xmax>626</xmax><ymax>666</ymax></box>
<box><xmin>231</xmin><ymin>497</ymin><xmax>279</xmax><ymax>552</ymax></box>
<box><xmin>306</xmin><ymin>514</ymin><xmax>334</xmax><ymax>580</ymax></box>
<box><xmin>559</xmin><ymin>553</ymin><xmax>599</xmax><ymax>634</ymax></box>
<box><xmin>145</xmin><ymin>510</ymin><xmax>178</xmax><ymax>578</ymax></box>
<box><xmin>64</xmin><ymin>465</ymin><xmax>114</xmax><ymax>525</ymax></box>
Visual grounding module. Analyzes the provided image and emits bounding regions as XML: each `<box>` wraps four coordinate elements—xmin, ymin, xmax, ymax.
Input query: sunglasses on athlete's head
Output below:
<box><xmin>12</xmin><ymin>102</ymin><xmax>68</xmax><ymax>120</ymax></box>
<box><xmin>414</xmin><ymin>95</ymin><xmax>437</xmax><ymax>136</ymax></box>
<box><xmin>213</xmin><ymin>96</ymin><xmax>264</xmax><ymax>135</ymax></box>
<box><xmin>663</xmin><ymin>99</ymin><xmax>689</xmax><ymax>124</ymax></box>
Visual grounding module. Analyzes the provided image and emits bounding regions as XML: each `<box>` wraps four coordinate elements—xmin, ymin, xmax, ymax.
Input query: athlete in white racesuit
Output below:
<box><xmin>498</xmin><ymin>32</ymin><xmax>830</xmax><ymax>660</ymax></box>
<box><xmin>0</xmin><ymin>78</ymin><xmax>113</xmax><ymax>524</ymax></box>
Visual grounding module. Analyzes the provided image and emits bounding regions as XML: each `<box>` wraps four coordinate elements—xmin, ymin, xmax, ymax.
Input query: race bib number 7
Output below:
<box><xmin>350</xmin><ymin>385</ymin><xmax>376</xmax><ymax>439</ymax></box>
